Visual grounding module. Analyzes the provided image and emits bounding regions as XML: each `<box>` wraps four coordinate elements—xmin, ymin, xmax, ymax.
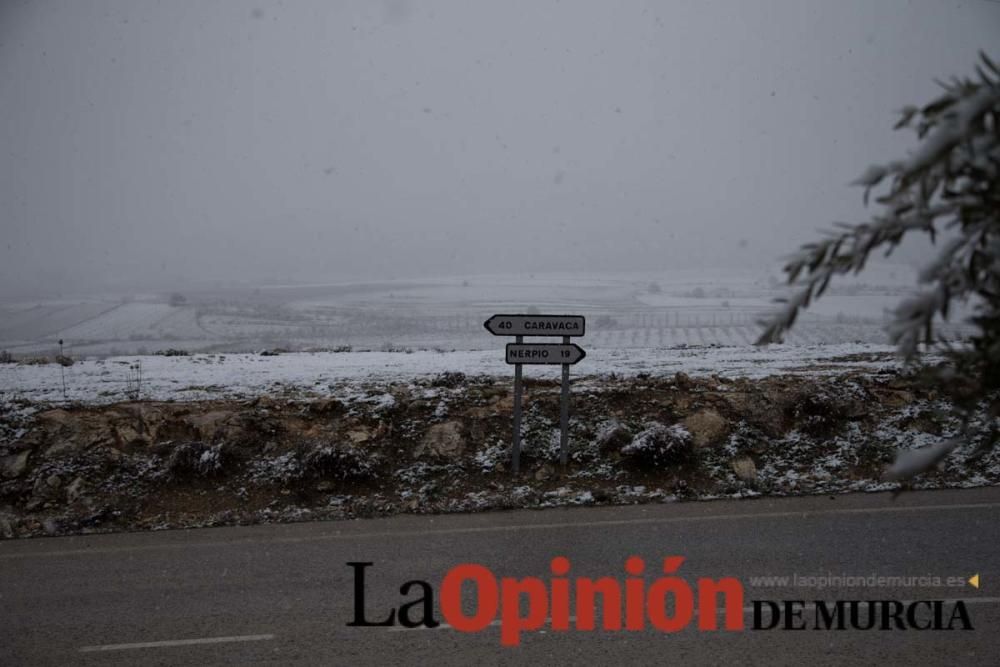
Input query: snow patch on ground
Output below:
<box><xmin>0</xmin><ymin>343</ymin><xmax>910</xmax><ymax>406</ymax></box>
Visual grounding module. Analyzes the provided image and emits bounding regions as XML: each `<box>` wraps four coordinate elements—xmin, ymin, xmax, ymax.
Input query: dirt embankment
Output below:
<box><xmin>1</xmin><ymin>370</ymin><xmax>997</xmax><ymax>539</ymax></box>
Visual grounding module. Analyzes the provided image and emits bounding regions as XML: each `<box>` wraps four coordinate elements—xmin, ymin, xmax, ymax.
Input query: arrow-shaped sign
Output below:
<box><xmin>484</xmin><ymin>314</ymin><xmax>585</xmax><ymax>337</ymax></box>
<box><xmin>506</xmin><ymin>343</ymin><xmax>586</xmax><ymax>365</ymax></box>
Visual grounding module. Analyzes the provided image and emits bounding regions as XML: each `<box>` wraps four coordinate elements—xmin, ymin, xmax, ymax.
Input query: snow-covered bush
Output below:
<box><xmin>251</xmin><ymin>451</ymin><xmax>301</xmax><ymax>485</ymax></box>
<box><xmin>620</xmin><ymin>422</ymin><xmax>693</xmax><ymax>467</ymax></box>
<box><xmin>723</xmin><ymin>421</ymin><xmax>769</xmax><ymax>457</ymax></box>
<box><xmin>473</xmin><ymin>440</ymin><xmax>508</xmax><ymax>473</ymax></box>
<box><xmin>787</xmin><ymin>384</ymin><xmax>866</xmax><ymax>437</ymax></box>
<box><xmin>430</xmin><ymin>371</ymin><xmax>466</xmax><ymax>388</ymax></box>
<box><xmin>247</xmin><ymin>443</ymin><xmax>379</xmax><ymax>485</ymax></box>
<box><xmin>520</xmin><ymin>427</ymin><xmax>562</xmax><ymax>462</ymax></box>
<box><xmin>298</xmin><ymin>442</ymin><xmax>378</xmax><ymax>481</ymax></box>
<box><xmin>595</xmin><ymin>419</ymin><xmax>633</xmax><ymax>454</ymax></box>
<box><xmin>166</xmin><ymin>442</ymin><xmax>226</xmax><ymax>477</ymax></box>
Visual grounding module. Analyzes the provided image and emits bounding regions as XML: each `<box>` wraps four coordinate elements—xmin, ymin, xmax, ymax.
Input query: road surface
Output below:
<box><xmin>1</xmin><ymin>487</ymin><xmax>998</xmax><ymax>665</ymax></box>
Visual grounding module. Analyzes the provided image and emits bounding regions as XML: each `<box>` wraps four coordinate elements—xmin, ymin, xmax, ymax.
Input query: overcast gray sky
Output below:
<box><xmin>1</xmin><ymin>0</ymin><xmax>997</xmax><ymax>296</ymax></box>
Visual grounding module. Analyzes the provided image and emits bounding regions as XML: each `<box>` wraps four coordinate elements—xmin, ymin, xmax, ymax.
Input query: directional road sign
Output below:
<box><xmin>484</xmin><ymin>314</ymin><xmax>585</xmax><ymax>337</ymax></box>
<box><xmin>506</xmin><ymin>342</ymin><xmax>586</xmax><ymax>365</ymax></box>
<box><xmin>487</xmin><ymin>312</ymin><xmax>588</xmax><ymax>474</ymax></box>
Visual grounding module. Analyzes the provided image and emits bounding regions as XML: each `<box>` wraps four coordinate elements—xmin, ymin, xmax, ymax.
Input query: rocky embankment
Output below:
<box><xmin>1</xmin><ymin>370</ymin><xmax>998</xmax><ymax>539</ymax></box>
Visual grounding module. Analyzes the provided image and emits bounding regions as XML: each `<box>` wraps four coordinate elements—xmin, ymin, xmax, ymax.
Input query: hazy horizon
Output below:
<box><xmin>2</xmin><ymin>0</ymin><xmax>998</xmax><ymax>299</ymax></box>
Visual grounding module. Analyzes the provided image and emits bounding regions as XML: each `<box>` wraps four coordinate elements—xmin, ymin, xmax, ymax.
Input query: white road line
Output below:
<box><xmin>5</xmin><ymin>499</ymin><xmax>1000</xmax><ymax>560</ymax></box>
<box><xmin>389</xmin><ymin>598</ymin><xmax>1000</xmax><ymax>632</ymax></box>
<box><xmin>79</xmin><ymin>634</ymin><xmax>275</xmax><ymax>652</ymax></box>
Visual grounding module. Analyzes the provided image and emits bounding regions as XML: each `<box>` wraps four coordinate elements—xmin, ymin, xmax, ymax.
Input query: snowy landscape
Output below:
<box><xmin>2</xmin><ymin>263</ymin><xmax>973</xmax><ymax>404</ymax></box>
<box><xmin>3</xmin><ymin>3</ymin><xmax>998</xmax><ymax>664</ymax></box>
<box><xmin>0</xmin><ymin>265</ymin><xmax>972</xmax><ymax>359</ymax></box>
<box><xmin>1</xmin><ymin>265</ymin><xmax>995</xmax><ymax>540</ymax></box>
<box><xmin>0</xmin><ymin>263</ymin><xmax>976</xmax><ymax>405</ymax></box>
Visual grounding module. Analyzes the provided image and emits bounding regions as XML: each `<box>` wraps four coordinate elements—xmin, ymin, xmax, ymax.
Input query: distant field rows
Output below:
<box><xmin>0</xmin><ymin>271</ymin><xmax>974</xmax><ymax>358</ymax></box>
<box><xmin>2</xmin><ymin>314</ymin><xmax>973</xmax><ymax>357</ymax></box>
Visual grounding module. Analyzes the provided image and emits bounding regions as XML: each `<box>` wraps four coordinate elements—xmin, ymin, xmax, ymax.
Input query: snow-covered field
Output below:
<box><xmin>0</xmin><ymin>266</ymin><xmax>974</xmax><ymax>360</ymax></box>
<box><xmin>0</xmin><ymin>343</ymin><xmax>910</xmax><ymax>405</ymax></box>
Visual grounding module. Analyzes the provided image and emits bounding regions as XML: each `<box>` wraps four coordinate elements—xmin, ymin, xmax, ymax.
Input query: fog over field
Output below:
<box><xmin>5</xmin><ymin>10</ymin><xmax>1000</xmax><ymax>660</ymax></box>
<box><xmin>1</xmin><ymin>0</ymin><xmax>998</xmax><ymax>301</ymax></box>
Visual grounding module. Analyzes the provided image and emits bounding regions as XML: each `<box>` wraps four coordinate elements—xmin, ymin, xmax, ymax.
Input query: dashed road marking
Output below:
<box><xmin>79</xmin><ymin>634</ymin><xmax>276</xmax><ymax>652</ymax></box>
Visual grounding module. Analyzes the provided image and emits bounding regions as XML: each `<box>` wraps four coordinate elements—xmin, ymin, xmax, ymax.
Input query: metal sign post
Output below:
<box><xmin>485</xmin><ymin>314</ymin><xmax>586</xmax><ymax>475</ymax></box>
<box><xmin>512</xmin><ymin>334</ymin><xmax>523</xmax><ymax>475</ymax></box>
<box><xmin>560</xmin><ymin>335</ymin><xmax>570</xmax><ymax>467</ymax></box>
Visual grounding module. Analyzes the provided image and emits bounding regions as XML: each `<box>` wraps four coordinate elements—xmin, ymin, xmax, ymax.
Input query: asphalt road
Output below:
<box><xmin>1</xmin><ymin>487</ymin><xmax>998</xmax><ymax>666</ymax></box>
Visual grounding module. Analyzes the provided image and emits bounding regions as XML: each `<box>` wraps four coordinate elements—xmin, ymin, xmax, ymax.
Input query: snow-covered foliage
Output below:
<box><xmin>472</xmin><ymin>439</ymin><xmax>508</xmax><ymax>473</ymax></box>
<box><xmin>166</xmin><ymin>442</ymin><xmax>226</xmax><ymax>477</ymax></box>
<box><xmin>248</xmin><ymin>443</ymin><xmax>379</xmax><ymax>485</ymax></box>
<box><xmin>760</xmin><ymin>52</ymin><xmax>1000</xmax><ymax>358</ymax></box>
<box><xmin>299</xmin><ymin>443</ymin><xmax>379</xmax><ymax>481</ymax></box>
<box><xmin>620</xmin><ymin>422</ymin><xmax>693</xmax><ymax>467</ymax></box>
<box><xmin>759</xmin><ymin>52</ymin><xmax>1000</xmax><ymax>479</ymax></box>
<box><xmin>4</xmin><ymin>371</ymin><xmax>1000</xmax><ymax>538</ymax></box>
